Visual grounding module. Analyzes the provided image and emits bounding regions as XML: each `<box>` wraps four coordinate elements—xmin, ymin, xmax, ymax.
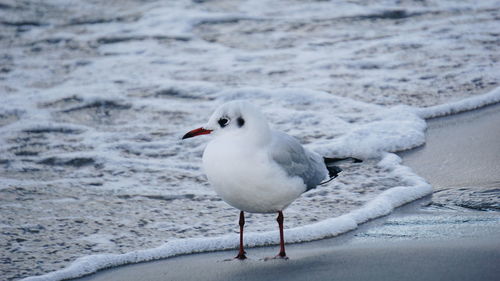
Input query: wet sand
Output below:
<box><xmin>402</xmin><ymin>102</ymin><xmax>500</xmax><ymax>191</ymax></box>
<box><xmin>76</xmin><ymin>239</ymin><xmax>500</xmax><ymax>281</ymax></box>
<box><xmin>71</xmin><ymin>104</ymin><xmax>500</xmax><ymax>280</ymax></box>
<box><xmin>400</xmin><ymin>102</ymin><xmax>500</xmax><ymax>211</ymax></box>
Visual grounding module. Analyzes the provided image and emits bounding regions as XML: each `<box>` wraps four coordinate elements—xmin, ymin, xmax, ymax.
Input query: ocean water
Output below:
<box><xmin>1</xmin><ymin>1</ymin><xmax>499</xmax><ymax>280</ymax></box>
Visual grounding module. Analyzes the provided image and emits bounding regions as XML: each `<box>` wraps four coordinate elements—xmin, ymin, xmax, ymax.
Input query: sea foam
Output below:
<box><xmin>21</xmin><ymin>87</ymin><xmax>500</xmax><ymax>281</ymax></box>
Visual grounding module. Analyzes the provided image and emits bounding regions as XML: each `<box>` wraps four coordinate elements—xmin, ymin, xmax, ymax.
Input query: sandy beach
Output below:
<box><xmin>72</xmin><ymin>103</ymin><xmax>500</xmax><ymax>281</ymax></box>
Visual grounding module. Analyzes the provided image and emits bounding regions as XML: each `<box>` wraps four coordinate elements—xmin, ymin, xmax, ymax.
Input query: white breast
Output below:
<box><xmin>202</xmin><ymin>135</ymin><xmax>306</xmax><ymax>213</ymax></box>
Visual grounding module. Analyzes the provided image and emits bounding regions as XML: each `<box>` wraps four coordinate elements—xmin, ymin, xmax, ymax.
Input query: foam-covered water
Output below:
<box><xmin>1</xmin><ymin>1</ymin><xmax>499</xmax><ymax>280</ymax></box>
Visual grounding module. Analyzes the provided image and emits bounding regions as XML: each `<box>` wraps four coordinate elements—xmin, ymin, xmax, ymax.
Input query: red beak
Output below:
<box><xmin>182</xmin><ymin>127</ymin><xmax>212</xmax><ymax>139</ymax></box>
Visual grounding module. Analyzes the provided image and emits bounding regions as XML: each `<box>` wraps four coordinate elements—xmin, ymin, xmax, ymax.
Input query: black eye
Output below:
<box><xmin>218</xmin><ymin>118</ymin><xmax>229</xmax><ymax>128</ymax></box>
<box><xmin>237</xmin><ymin>117</ymin><xmax>245</xmax><ymax>127</ymax></box>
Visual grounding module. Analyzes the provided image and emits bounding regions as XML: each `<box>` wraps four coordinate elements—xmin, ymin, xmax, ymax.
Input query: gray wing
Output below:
<box><xmin>269</xmin><ymin>131</ymin><xmax>328</xmax><ymax>191</ymax></box>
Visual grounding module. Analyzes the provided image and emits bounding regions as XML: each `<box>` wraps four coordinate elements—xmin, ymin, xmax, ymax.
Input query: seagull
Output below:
<box><xmin>182</xmin><ymin>101</ymin><xmax>360</xmax><ymax>259</ymax></box>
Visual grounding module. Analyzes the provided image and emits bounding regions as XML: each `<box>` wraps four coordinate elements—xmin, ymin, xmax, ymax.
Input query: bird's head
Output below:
<box><xmin>182</xmin><ymin>101</ymin><xmax>271</xmax><ymax>144</ymax></box>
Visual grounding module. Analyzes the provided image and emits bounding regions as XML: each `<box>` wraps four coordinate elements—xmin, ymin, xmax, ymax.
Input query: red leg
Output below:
<box><xmin>235</xmin><ymin>211</ymin><xmax>247</xmax><ymax>260</ymax></box>
<box><xmin>276</xmin><ymin>211</ymin><xmax>288</xmax><ymax>258</ymax></box>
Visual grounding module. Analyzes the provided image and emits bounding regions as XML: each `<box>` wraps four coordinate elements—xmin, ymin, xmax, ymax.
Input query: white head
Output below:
<box><xmin>182</xmin><ymin>101</ymin><xmax>271</xmax><ymax>145</ymax></box>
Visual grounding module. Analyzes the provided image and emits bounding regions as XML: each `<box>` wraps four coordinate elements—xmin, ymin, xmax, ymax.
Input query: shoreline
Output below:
<box><xmin>72</xmin><ymin>200</ymin><xmax>500</xmax><ymax>281</ymax></box>
<box><xmin>62</xmin><ymin>101</ymin><xmax>500</xmax><ymax>281</ymax></box>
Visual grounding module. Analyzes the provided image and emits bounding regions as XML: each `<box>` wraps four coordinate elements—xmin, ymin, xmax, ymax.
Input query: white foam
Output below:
<box><xmin>15</xmin><ymin>77</ymin><xmax>500</xmax><ymax>281</ymax></box>
<box><xmin>417</xmin><ymin>87</ymin><xmax>500</xmax><ymax>119</ymax></box>
<box><xmin>22</xmin><ymin>86</ymin><xmax>500</xmax><ymax>281</ymax></box>
<box><xmin>22</xmin><ymin>153</ymin><xmax>431</xmax><ymax>281</ymax></box>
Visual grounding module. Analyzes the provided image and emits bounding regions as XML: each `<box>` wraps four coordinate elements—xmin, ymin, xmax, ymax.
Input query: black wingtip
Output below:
<box><xmin>320</xmin><ymin>157</ymin><xmax>362</xmax><ymax>186</ymax></box>
<box><xmin>324</xmin><ymin>157</ymin><xmax>363</xmax><ymax>164</ymax></box>
<box><xmin>326</xmin><ymin>165</ymin><xmax>342</xmax><ymax>179</ymax></box>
